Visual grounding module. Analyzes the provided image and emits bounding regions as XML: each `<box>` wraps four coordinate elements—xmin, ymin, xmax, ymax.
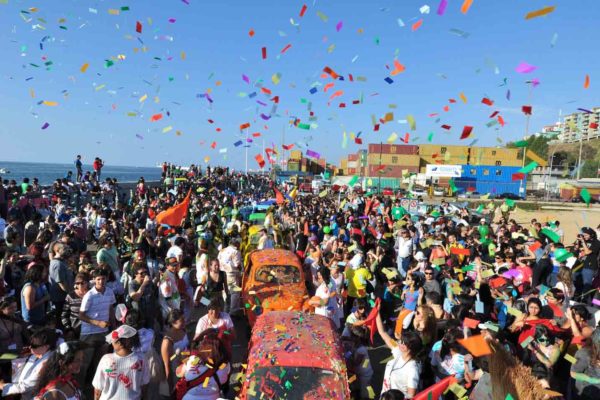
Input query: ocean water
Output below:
<box><xmin>0</xmin><ymin>161</ymin><xmax>162</xmax><ymax>185</ymax></box>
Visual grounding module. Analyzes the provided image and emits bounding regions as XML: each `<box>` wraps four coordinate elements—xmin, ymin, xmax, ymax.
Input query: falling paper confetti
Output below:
<box><xmin>461</xmin><ymin>0</ymin><xmax>474</xmax><ymax>14</ymax></box>
<box><xmin>41</xmin><ymin>122</ymin><xmax>49</xmax><ymax>129</ymax></box>
<box><xmin>515</xmin><ymin>62</ymin><xmax>537</xmax><ymax>74</ymax></box>
<box><xmin>584</xmin><ymin>74</ymin><xmax>590</xmax><ymax>89</ymax></box>
<box><xmin>525</xmin><ymin>6</ymin><xmax>556</xmax><ymax>20</ymax></box>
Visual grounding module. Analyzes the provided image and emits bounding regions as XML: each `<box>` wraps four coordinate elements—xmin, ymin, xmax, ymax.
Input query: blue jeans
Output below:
<box><xmin>397</xmin><ymin>256</ymin><xmax>411</xmax><ymax>277</ymax></box>
<box><xmin>574</xmin><ymin>268</ymin><xmax>596</xmax><ymax>302</ymax></box>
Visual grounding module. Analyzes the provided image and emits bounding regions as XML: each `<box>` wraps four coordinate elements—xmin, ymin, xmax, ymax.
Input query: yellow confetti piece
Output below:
<box><xmin>42</xmin><ymin>100</ymin><xmax>58</xmax><ymax>106</ymax></box>
<box><xmin>271</xmin><ymin>73</ymin><xmax>281</xmax><ymax>85</ymax></box>
<box><xmin>362</xmin><ymin>359</ymin><xmax>370</xmax><ymax>368</ymax></box>
<box><xmin>162</xmin><ymin>126</ymin><xmax>173</xmax><ymax>133</ymax></box>
<box><xmin>275</xmin><ymin>324</ymin><xmax>287</xmax><ymax>331</ymax></box>
<box><xmin>139</xmin><ymin>94</ymin><xmax>147</xmax><ymax>103</ymax></box>
<box><xmin>127</xmin><ymin>112</ymin><xmax>137</xmax><ymax>117</ymax></box>
<box><xmin>203</xmin><ymin>377</ymin><xmax>209</xmax><ymax>387</ymax></box>
<box><xmin>108</xmin><ymin>9</ymin><xmax>120</xmax><ymax>15</ymax></box>
<box><xmin>154</xmin><ymin>96</ymin><xmax>160</xmax><ymax>103</ymax></box>
<box><xmin>564</xmin><ymin>353</ymin><xmax>577</xmax><ymax>364</ymax></box>
<box><xmin>80</xmin><ymin>63</ymin><xmax>89</xmax><ymax>73</ymax></box>
<box><xmin>387</xmin><ymin>132</ymin><xmax>398</xmax><ymax>143</ymax></box>
<box><xmin>117</xmin><ymin>54</ymin><xmax>126</xmax><ymax>60</ymax></box>
<box><xmin>204</xmin><ymin>156</ymin><xmax>210</xmax><ymax>163</ymax></box>
<box><xmin>367</xmin><ymin>386</ymin><xmax>375</xmax><ymax>399</ymax></box>
<box><xmin>459</xmin><ymin>92</ymin><xmax>467</xmax><ymax>103</ymax></box>
<box><xmin>181</xmin><ymin>51</ymin><xmax>186</xmax><ymax>60</ymax></box>
<box><xmin>348</xmin><ymin>375</ymin><xmax>357</xmax><ymax>384</ymax></box>
<box><xmin>526</xmin><ymin>149</ymin><xmax>548</xmax><ymax>167</ymax></box>
<box><xmin>29</xmin><ymin>89</ymin><xmax>35</xmax><ymax>98</ymax></box>
<box><xmin>215</xmin><ymin>81</ymin><xmax>222</xmax><ymax>86</ymax></box>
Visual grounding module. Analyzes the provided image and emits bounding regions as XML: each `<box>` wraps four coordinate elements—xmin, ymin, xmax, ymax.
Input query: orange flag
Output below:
<box><xmin>156</xmin><ymin>189</ymin><xmax>191</xmax><ymax>227</ymax></box>
<box><xmin>274</xmin><ymin>188</ymin><xmax>285</xmax><ymax>205</ymax></box>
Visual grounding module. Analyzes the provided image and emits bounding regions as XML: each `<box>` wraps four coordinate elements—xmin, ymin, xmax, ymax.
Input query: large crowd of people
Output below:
<box><xmin>0</xmin><ymin>159</ymin><xmax>599</xmax><ymax>400</ymax></box>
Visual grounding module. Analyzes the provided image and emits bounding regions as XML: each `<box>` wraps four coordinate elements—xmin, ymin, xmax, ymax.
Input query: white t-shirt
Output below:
<box><xmin>314</xmin><ymin>282</ymin><xmax>337</xmax><ymax>324</ymax></box>
<box><xmin>92</xmin><ymin>352</ymin><xmax>150</xmax><ymax>400</ymax></box>
<box><xmin>80</xmin><ymin>286</ymin><xmax>116</xmax><ymax>336</ymax></box>
<box><xmin>194</xmin><ymin>312</ymin><xmax>234</xmax><ymax>338</ymax></box>
<box><xmin>381</xmin><ymin>347</ymin><xmax>420</xmax><ymax>397</ymax></box>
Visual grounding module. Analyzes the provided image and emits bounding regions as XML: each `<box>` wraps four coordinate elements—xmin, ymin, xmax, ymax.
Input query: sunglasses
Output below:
<box><xmin>424</xmin><ymin>272</ymin><xmax>433</xmax><ymax>276</ymax></box>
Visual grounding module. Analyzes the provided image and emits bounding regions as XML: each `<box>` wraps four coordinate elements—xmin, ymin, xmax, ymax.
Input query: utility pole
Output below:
<box><xmin>577</xmin><ymin>115</ymin><xmax>584</xmax><ymax>180</ymax></box>
<box><xmin>519</xmin><ymin>83</ymin><xmax>533</xmax><ymax>197</ymax></box>
<box><xmin>244</xmin><ymin>129</ymin><xmax>249</xmax><ymax>173</ymax></box>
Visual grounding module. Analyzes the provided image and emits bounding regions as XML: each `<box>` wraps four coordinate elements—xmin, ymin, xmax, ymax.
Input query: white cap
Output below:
<box><xmin>106</xmin><ymin>324</ymin><xmax>137</xmax><ymax>344</ymax></box>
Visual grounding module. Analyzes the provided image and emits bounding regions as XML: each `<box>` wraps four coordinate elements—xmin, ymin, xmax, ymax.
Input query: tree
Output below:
<box><xmin>507</xmin><ymin>135</ymin><xmax>551</xmax><ymax>164</ymax></box>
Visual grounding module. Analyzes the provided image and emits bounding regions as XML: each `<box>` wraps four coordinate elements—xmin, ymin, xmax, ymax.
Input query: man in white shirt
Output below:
<box><xmin>166</xmin><ymin>236</ymin><xmax>185</xmax><ymax>263</ymax></box>
<box><xmin>395</xmin><ymin>229</ymin><xmax>414</xmax><ymax>277</ymax></box>
<box><xmin>217</xmin><ymin>238</ymin><xmax>243</xmax><ymax>315</ymax></box>
<box><xmin>78</xmin><ymin>269</ymin><xmax>116</xmax><ymax>384</ymax></box>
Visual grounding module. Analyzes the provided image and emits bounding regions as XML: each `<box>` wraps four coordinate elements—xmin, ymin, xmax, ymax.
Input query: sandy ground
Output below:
<box><xmin>510</xmin><ymin>207</ymin><xmax>600</xmax><ymax>244</ymax></box>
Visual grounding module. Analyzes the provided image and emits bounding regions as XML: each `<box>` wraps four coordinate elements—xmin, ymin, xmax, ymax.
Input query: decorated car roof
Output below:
<box><xmin>247</xmin><ymin>311</ymin><xmax>346</xmax><ymax>373</ymax></box>
<box><xmin>249</xmin><ymin>249</ymin><xmax>302</xmax><ymax>268</ymax></box>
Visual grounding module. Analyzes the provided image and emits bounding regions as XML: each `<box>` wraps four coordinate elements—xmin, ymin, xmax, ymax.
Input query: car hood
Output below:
<box><xmin>244</xmin><ymin>282</ymin><xmax>307</xmax><ymax>311</ymax></box>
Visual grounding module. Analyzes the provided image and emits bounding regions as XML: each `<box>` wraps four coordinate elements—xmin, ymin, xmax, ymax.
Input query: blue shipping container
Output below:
<box><xmin>454</xmin><ymin>165</ymin><xmax>525</xmax><ymax>196</ymax></box>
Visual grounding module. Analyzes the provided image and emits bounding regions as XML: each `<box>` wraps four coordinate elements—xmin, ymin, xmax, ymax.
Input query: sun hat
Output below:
<box><xmin>106</xmin><ymin>324</ymin><xmax>137</xmax><ymax>344</ymax></box>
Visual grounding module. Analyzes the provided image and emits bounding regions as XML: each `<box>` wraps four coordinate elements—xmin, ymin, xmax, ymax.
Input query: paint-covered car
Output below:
<box><xmin>241</xmin><ymin>249</ymin><xmax>309</xmax><ymax>326</ymax></box>
<box><xmin>239</xmin><ymin>311</ymin><xmax>350</xmax><ymax>400</ymax></box>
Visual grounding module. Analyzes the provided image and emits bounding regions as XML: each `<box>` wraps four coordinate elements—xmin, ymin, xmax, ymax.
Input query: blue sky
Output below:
<box><xmin>1</xmin><ymin>0</ymin><xmax>599</xmax><ymax>169</ymax></box>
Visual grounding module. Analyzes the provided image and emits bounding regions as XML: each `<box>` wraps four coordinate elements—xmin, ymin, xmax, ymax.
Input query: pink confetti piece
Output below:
<box><xmin>336</xmin><ymin>21</ymin><xmax>343</xmax><ymax>32</ymax></box>
<box><xmin>515</xmin><ymin>61</ymin><xmax>537</xmax><ymax>74</ymax></box>
<box><xmin>437</xmin><ymin>0</ymin><xmax>448</xmax><ymax>15</ymax></box>
<box><xmin>242</xmin><ymin>74</ymin><xmax>250</xmax><ymax>84</ymax></box>
<box><xmin>41</xmin><ymin>122</ymin><xmax>49</xmax><ymax>129</ymax></box>
<box><xmin>168</xmin><ymin>18</ymin><xmax>176</xmax><ymax>23</ymax></box>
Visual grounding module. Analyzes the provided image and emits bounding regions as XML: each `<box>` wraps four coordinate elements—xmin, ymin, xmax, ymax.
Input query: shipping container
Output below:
<box><xmin>365</xmin><ymin>177</ymin><xmax>403</xmax><ymax>189</ymax></box>
<box><xmin>368</xmin><ymin>143</ymin><xmax>419</xmax><ymax>155</ymax></box>
<box><xmin>455</xmin><ymin>165</ymin><xmax>526</xmax><ymax>196</ymax></box>
<box><xmin>470</xmin><ymin>157</ymin><xmax>522</xmax><ymax>167</ymax></box>
<box><xmin>348</xmin><ymin>153</ymin><xmax>359</xmax><ymax>161</ymax></box>
<box><xmin>347</xmin><ymin>168</ymin><xmax>357</xmax><ymax>175</ymax></box>
<box><xmin>347</xmin><ymin>161</ymin><xmax>358</xmax><ymax>168</ymax></box>
<box><xmin>287</xmin><ymin>162</ymin><xmax>300</xmax><ymax>171</ymax></box>
<box><xmin>418</xmin><ymin>144</ymin><xmax>470</xmax><ymax>157</ymax></box>
<box><xmin>368</xmin><ymin>165</ymin><xmax>419</xmax><ymax>177</ymax></box>
<box><xmin>367</xmin><ymin>154</ymin><xmax>420</xmax><ymax>166</ymax></box>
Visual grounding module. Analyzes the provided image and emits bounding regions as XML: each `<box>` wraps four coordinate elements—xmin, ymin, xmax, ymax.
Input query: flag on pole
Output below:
<box><xmin>156</xmin><ymin>189</ymin><xmax>192</xmax><ymax>227</ymax></box>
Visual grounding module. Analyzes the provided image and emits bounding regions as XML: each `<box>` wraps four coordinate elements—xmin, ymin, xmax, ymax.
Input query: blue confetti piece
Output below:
<box><xmin>309</xmin><ymin>87</ymin><xmax>318</xmax><ymax>94</ymax></box>
<box><xmin>384</xmin><ymin>77</ymin><xmax>394</xmax><ymax>84</ymax></box>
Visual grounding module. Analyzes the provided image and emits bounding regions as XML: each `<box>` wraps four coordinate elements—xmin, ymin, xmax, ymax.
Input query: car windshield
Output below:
<box><xmin>247</xmin><ymin>367</ymin><xmax>346</xmax><ymax>400</ymax></box>
<box><xmin>254</xmin><ymin>264</ymin><xmax>301</xmax><ymax>284</ymax></box>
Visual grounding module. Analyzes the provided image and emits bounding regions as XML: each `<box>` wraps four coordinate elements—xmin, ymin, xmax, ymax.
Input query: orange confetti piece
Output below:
<box><xmin>240</xmin><ymin>122</ymin><xmax>250</xmax><ymax>130</ymax></box>
<box><xmin>411</xmin><ymin>19</ymin><xmax>423</xmax><ymax>31</ymax></box>
<box><xmin>461</xmin><ymin>0</ymin><xmax>474</xmax><ymax>14</ymax></box>
<box><xmin>525</xmin><ymin>6</ymin><xmax>556</xmax><ymax>20</ymax></box>
<box><xmin>323</xmin><ymin>82</ymin><xmax>335</xmax><ymax>92</ymax></box>
<box><xmin>260</xmin><ymin>87</ymin><xmax>272</xmax><ymax>95</ymax></box>
<box><xmin>210</xmin><ymin>141</ymin><xmax>216</xmax><ymax>149</ymax></box>
<box><xmin>329</xmin><ymin>90</ymin><xmax>344</xmax><ymax>101</ymax></box>
<box><xmin>42</xmin><ymin>100</ymin><xmax>58</xmax><ymax>106</ymax></box>
<box><xmin>584</xmin><ymin>74</ymin><xmax>590</xmax><ymax>89</ymax></box>
<box><xmin>80</xmin><ymin>63</ymin><xmax>89</xmax><ymax>73</ymax></box>
<box><xmin>459</xmin><ymin>92</ymin><xmax>467</xmax><ymax>103</ymax></box>
<box><xmin>390</xmin><ymin>60</ymin><xmax>406</xmax><ymax>76</ymax></box>
<box><xmin>248</xmin><ymin>29</ymin><xmax>255</xmax><ymax>37</ymax></box>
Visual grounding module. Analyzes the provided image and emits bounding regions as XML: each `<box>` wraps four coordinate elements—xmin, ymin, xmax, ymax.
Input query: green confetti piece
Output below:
<box><xmin>29</xmin><ymin>63</ymin><xmax>40</xmax><ymax>68</ymax></box>
<box><xmin>580</xmin><ymin>188</ymin><xmax>591</xmax><ymax>205</ymax></box>
<box><xmin>374</xmin><ymin>36</ymin><xmax>380</xmax><ymax>45</ymax></box>
<box><xmin>168</xmin><ymin>76</ymin><xmax>174</xmax><ymax>82</ymax></box>
<box><xmin>104</xmin><ymin>59</ymin><xmax>114</xmax><ymax>68</ymax></box>
<box><xmin>506</xmin><ymin>394</ymin><xmax>515</xmax><ymax>400</ymax></box>
<box><xmin>297</xmin><ymin>123</ymin><xmax>310</xmax><ymax>130</ymax></box>
<box><xmin>427</xmin><ymin>132</ymin><xmax>434</xmax><ymax>142</ymax></box>
<box><xmin>348</xmin><ymin>175</ymin><xmax>359</xmax><ymax>186</ymax></box>
<box><xmin>120</xmin><ymin>6</ymin><xmax>130</xmax><ymax>11</ymax></box>
<box><xmin>284</xmin><ymin>380</ymin><xmax>292</xmax><ymax>390</ymax></box>
<box><xmin>540</xmin><ymin>228</ymin><xmax>560</xmax><ymax>243</ymax></box>
<box><xmin>59</xmin><ymin>25</ymin><xmax>67</xmax><ymax>30</ymax></box>
<box><xmin>513</xmin><ymin>140</ymin><xmax>528</xmax><ymax>147</ymax></box>
<box><xmin>518</xmin><ymin>161</ymin><xmax>538</xmax><ymax>174</ymax></box>
<box><xmin>44</xmin><ymin>61</ymin><xmax>52</xmax><ymax>66</ymax></box>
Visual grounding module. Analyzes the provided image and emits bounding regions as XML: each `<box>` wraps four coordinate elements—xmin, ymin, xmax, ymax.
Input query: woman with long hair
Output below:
<box><xmin>21</xmin><ymin>263</ymin><xmax>50</xmax><ymax>327</ymax></box>
<box><xmin>522</xmin><ymin>324</ymin><xmax>560</xmax><ymax>388</ymax></box>
<box><xmin>571</xmin><ymin>327</ymin><xmax>600</xmax><ymax>399</ymax></box>
<box><xmin>35</xmin><ymin>341</ymin><xmax>84</xmax><ymax>400</ymax></box>
<box><xmin>430</xmin><ymin>328</ymin><xmax>472</xmax><ymax>384</ymax></box>
<box><xmin>564</xmin><ymin>305</ymin><xmax>594</xmax><ymax>343</ymax></box>
<box><xmin>376</xmin><ymin>311</ymin><xmax>423</xmax><ymax>399</ymax></box>
<box><xmin>308</xmin><ymin>266</ymin><xmax>339</xmax><ymax>327</ymax></box>
<box><xmin>161</xmin><ymin>309</ymin><xmax>190</xmax><ymax>395</ymax></box>
<box><xmin>174</xmin><ymin>329</ymin><xmax>231</xmax><ymax>400</ymax></box>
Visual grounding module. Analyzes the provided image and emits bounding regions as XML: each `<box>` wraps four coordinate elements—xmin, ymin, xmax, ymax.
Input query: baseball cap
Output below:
<box><xmin>106</xmin><ymin>324</ymin><xmax>137</xmax><ymax>344</ymax></box>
